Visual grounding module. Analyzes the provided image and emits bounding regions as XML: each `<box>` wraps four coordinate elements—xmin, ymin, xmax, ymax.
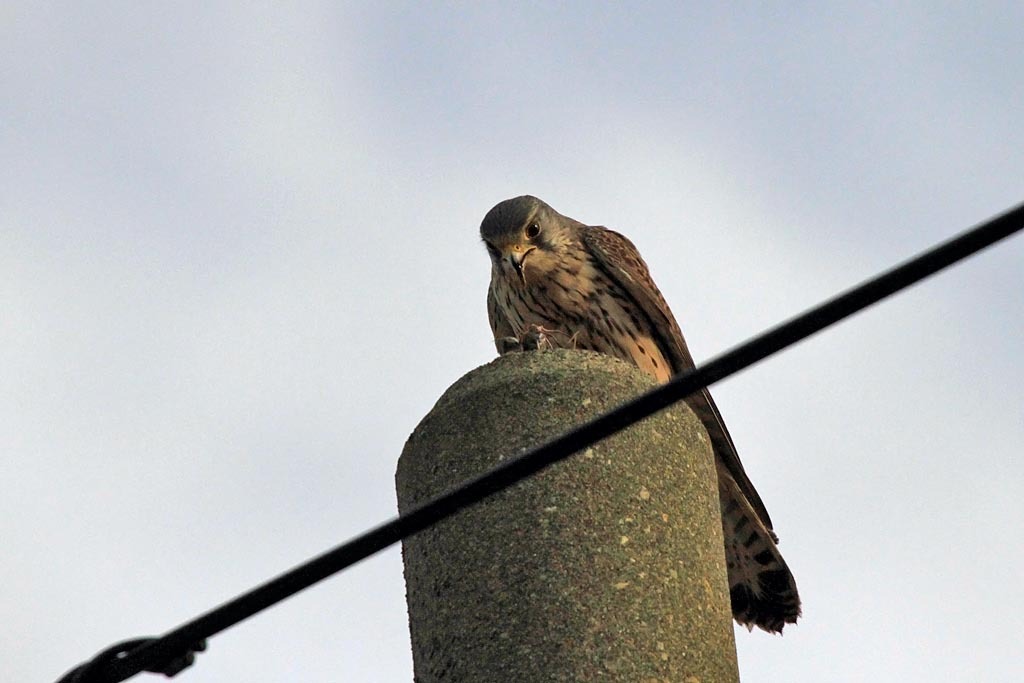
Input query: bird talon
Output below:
<box><xmin>496</xmin><ymin>326</ymin><xmax>555</xmax><ymax>354</ymax></box>
<box><xmin>496</xmin><ymin>336</ymin><xmax>524</xmax><ymax>354</ymax></box>
<box><xmin>521</xmin><ymin>325</ymin><xmax>555</xmax><ymax>351</ymax></box>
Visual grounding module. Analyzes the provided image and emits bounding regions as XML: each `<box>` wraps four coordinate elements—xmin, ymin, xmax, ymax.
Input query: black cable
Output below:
<box><xmin>59</xmin><ymin>201</ymin><xmax>1024</xmax><ymax>683</ymax></box>
<box><xmin>56</xmin><ymin>638</ymin><xmax>206</xmax><ymax>683</ymax></box>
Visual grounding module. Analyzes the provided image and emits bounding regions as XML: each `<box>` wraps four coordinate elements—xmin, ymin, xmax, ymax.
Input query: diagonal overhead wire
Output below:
<box><xmin>58</xmin><ymin>201</ymin><xmax>1024</xmax><ymax>683</ymax></box>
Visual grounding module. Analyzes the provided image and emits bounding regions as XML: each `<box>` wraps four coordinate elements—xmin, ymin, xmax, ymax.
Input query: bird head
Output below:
<box><xmin>479</xmin><ymin>195</ymin><xmax>573</xmax><ymax>284</ymax></box>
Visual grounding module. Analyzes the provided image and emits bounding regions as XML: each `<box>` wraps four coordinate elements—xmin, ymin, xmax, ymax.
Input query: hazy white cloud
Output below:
<box><xmin>3</xmin><ymin>3</ymin><xmax>1022</xmax><ymax>682</ymax></box>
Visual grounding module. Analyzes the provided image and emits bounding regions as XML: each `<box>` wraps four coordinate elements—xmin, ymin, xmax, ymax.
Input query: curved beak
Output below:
<box><xmin>505</xmin><ymin>247</ymin><xmax>534</xmax><ymax>283</ymax></box>
<box><xmin>506</xmin><ymin>252</ymin><xmax>526</xmax><ymax>280</ymax></box>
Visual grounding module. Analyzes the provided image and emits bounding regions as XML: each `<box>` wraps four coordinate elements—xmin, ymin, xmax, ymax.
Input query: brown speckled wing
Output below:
<box><xmin>580</xmin><ymin>225</ymin><xmax>775</xmax><ymax>532</ymax></box>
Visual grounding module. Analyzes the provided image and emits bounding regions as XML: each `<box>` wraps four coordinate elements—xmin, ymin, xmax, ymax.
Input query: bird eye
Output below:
<box><xmin>525</xmin><ymin>223</ymin><xmax>541</xmax><ymax>239</ymax></box>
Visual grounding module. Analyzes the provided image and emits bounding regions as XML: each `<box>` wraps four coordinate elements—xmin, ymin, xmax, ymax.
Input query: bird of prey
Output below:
<box><xmin>480</xmin><ymin>195</ymin><xmax>800</xmax><ymax>633</ymax></box>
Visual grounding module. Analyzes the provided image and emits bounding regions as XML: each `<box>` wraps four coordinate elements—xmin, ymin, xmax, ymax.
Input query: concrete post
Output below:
<box><xmin>396</xmin><ymin>349</ymin><xmax>739</xmax><ymax>682</ymax></box>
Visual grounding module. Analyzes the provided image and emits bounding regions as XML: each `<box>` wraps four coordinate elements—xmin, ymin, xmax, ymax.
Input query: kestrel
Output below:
<box><xmin>480</xmin><ymin>195</ymin><xmax>800</xmax><ymax>633</ymax></box>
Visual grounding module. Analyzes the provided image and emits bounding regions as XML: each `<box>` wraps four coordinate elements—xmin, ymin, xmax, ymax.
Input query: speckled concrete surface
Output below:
<box><xmin>397</xmin><ymin>349</ymin><xmax>738</xmax><ymax>682</ymax></box>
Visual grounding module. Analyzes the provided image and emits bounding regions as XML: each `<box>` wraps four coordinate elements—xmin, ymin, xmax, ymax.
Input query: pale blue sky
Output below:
<box><xmin>3</xmin><ymin>3</ymin><xmax>1023</xmax><ymax>681</ymax></box>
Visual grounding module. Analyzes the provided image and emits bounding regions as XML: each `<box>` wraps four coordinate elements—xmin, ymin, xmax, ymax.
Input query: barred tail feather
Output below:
<box><xmin>718</xmin><ymin>467</ymin><xmax>801</xmax><ymax>633</ymax></box>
